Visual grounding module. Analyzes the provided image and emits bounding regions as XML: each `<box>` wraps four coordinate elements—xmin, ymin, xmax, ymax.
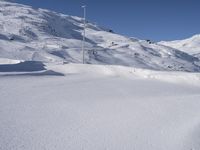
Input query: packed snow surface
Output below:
<box><xmin>1</xmin><ymin>63</ymin><xmax>200</xmax><ymax>150</ymax></box>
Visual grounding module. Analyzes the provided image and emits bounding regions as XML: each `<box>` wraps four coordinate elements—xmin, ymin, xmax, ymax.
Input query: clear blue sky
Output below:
<box><xmin>14</xmin><ymin>0</ymin><xmax>200</xmax><ymax>41</ymax></box>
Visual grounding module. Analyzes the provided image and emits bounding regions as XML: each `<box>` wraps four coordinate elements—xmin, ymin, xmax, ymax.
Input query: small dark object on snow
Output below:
<box><xmin>109</xmin><ymin>29</ymin><xmax>114</xmax><ymax>33</ymax></box>
<box><xmin>9</xmin><ymin>36</ymin><xmax>14</xmax><ymax>41</ymax></box>
<box><xmin>146</xmin><ymin>39</ymin><xmax>154</xmax><ymax>44</ymax></box>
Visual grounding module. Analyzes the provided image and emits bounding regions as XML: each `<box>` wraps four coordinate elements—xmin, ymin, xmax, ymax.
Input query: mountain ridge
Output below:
<box><xmin>159</xmin><ymin>34</ymin><xmax>200</xmax><ymax>55</ymax></box>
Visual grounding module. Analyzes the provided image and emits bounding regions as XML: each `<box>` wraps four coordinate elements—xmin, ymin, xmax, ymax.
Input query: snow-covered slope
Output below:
<box><xmin>0</xmin><ymin>0</ymin><xmax>200</xmax><ymax>72</ymax></box>
<box><xmin>159</xmin><ymin>34</ymin><xmax>200</xmax><ymax>55</ymax></box>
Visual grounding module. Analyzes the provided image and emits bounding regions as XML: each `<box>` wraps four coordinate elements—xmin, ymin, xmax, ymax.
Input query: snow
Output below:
<box><xmin>0</xmin><ymin>58</ymin><xmax>22</xmax><ymax>64</ymax></box>
<box><xmin>47</xmin><ymin>63</ymin><xmax>200</xmax><ymax>86</ymax></box>
<box><xmin>1</xmin><ymin>63</ymin><xmax>200</xmax><ymax>150</ymax></box>
<box><xmin>45</xmin><ymin>44</ymin><xmax>61</xmax><ymax>49</ymax></box>
<box><xmin>1</xmin><ymin>1</ymin><xmax>200</xmax><ymax>149</ymax></box>
<box><xmin>0</xmin><ymin>0</ymin><xmax>200</xmax><ymax>72</ymax></box>
<box><xmin>159</xmin><ymin>34</ymin><xmax>200</xmax><ymax>55</ymax></box>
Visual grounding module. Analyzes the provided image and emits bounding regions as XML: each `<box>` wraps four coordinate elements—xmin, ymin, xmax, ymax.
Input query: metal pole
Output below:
<box><xmin>81</xmin><ymin>5</ymin><xmax>86</xmax><ymax>64</ymax></box>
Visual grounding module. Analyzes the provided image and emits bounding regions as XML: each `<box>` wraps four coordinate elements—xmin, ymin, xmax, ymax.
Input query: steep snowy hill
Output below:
<box><xmin>159</xmin><ymin>34</ymin><xmax>200</xmax><ymax>55</ymax></box>
<box><xmin>0</xmin><ymin>0</ymin><xmax>200</xmax><ymax>71</ymax></box>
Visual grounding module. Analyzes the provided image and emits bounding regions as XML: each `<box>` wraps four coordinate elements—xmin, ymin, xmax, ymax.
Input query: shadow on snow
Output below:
<box><xmin>0</xmin><ymin>61</ymin><xmax>64</xmax><ymax>76</ymax></box>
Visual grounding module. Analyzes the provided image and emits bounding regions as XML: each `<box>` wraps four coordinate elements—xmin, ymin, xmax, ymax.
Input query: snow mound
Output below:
<box><xmin>0</xmin><ymin>58</ymin><xmax>22</xmax><ymax>64</ymax></box>
<box><xmin>47</xmin><ymin>63</ymin><xmax>200</xmax><ymax>86</ymax></box>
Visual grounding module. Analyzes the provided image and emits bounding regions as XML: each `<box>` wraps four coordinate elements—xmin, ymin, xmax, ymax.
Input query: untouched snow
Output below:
<box><xmin>1</xmin><ymin>63</ymin><xmax>200</xmax><ymax>150</ymax></box>
<box><xmin>159</xmin><ymin>34</ymin><xmax>200</xmax><ymax>55</ymax></box>
<box><xmin>0</xmin><ymin>58</ymin><xmax>22</xmax><ymax>64</ymax></box>
<box><xmin>0</xmin><ymin>0</ymin><xmax>200</xmax><ymax>72</ymax></box>
<box><xmin>47</xmin><ymin>64</ymin><xmax>200</xmax><ymax>86</ymax></box>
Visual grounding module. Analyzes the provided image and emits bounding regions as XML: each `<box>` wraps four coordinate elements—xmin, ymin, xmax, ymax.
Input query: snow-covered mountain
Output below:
<box><xmin>0</xmin><ymin>0</ymin><xmax>200</xmax><ymax>72</ymax></box>
<box><xmin>159</xmin><ymin>34</ymin><xmax>200</xmax><ymax>55</ymax></box>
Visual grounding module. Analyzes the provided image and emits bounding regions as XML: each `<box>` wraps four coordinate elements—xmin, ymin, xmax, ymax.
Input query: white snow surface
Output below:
<box><xmin>0</xmin><ymin>63</ymin><xmax>200</xmax><ymax>150</ymax></box>
<box><xmin>159</xmin><ymin>34</ymin><xmax>200</xmax><ymax>55</ymax></box>
<box><xmin>0</xmin><ymin>0</ymin><xmax>200</xmax><ymax>72</ymax></box>
<box><xmin>1</xmin><ymin>1</ymin><xmax>200</xmax><ymax>149</ymax></box>
<box><xmin>0</xmin><ymin>58</ymin><xmax>22</xmax><ymax>64</ymax></box>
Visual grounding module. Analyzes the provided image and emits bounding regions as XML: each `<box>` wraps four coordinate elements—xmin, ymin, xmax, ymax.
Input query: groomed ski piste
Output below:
<box><xmin>1</xmin><ymin>0</ymin><xmax>200</xmax><ymax>150</ymax></box>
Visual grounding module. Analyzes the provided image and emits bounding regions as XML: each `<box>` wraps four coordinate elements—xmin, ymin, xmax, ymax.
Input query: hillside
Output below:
<box><xmin>159</xmin><ymin>34</ymin><xmax>200</xmax><ymax>55</ymax></box>
<box><xmin>0</xmin><ymin>0</ymin><xmax>200</xmax><ymax>71</ymax></box>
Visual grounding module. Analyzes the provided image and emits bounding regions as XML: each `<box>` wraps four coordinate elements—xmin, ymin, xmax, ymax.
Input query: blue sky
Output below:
<box><xmin>14</xmin><ymin>0</ymin><xmax>200</xmax><ymax>41</ymax></box>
